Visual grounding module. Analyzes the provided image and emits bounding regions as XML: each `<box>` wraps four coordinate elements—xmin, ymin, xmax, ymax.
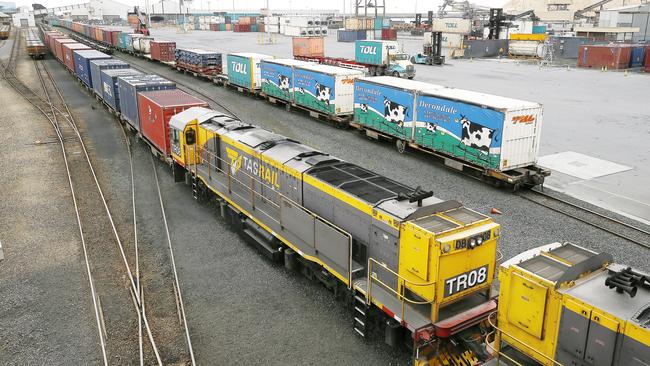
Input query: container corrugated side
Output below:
<box><xmin>413</xmin><ymin>87</ymin><xmax>542</xmax><ymax>171</ymax></box>
<box><xmin>90</xmin><ymin>59</ymin><xmax>129</xmax><ymax>96</ymax></box>
<box><xmin>227</xmin><ymin>53</ymin><xmax>273</xmax><ymax>90</ymax></box>
<box><xmin>73</xmin><ymin>50</ymin><xmax>110</xmax><ymax>87</ymax></box>
<box><xmin>100</xmin><ymin>69</ymin><xmax>142</xmax><ymax>111</ymax></box>
<box><xmin>293</xmin><ymin>64</ymin><xmax>363</xmax><ymax>116</ymax></box>
<box><xmin>137</xmin><ymin>90</ymin><xmax>208</xmax><ymax>155</ymax></box>
<box><xmin>117</xmin><ymin>76</ymin><xmax>177</xmax><ymax>131</ymax></box>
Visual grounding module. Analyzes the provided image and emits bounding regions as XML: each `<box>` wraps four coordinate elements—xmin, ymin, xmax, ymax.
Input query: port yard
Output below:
<box><xmin>0</xmin><ymin>20</ymin><xmax>649</xmax><ymax>366</ymax></box>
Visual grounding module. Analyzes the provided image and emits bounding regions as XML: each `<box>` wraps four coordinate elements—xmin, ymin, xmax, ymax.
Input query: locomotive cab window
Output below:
<box><xmin>185</xmin><ymin>129</ymin><xmax>196</xmax><ymax>145</ymax></box>
<box><xmin>171</xmin><ymin>129</ymin><xmax>180</xmax><ymax>145</ymax></box>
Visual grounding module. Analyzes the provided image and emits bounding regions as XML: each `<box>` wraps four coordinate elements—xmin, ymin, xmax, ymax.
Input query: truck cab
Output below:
<box><xmin>388</xmin><ymin>51</ymin><xmax>415</xmax><ymax>79</ymax></box>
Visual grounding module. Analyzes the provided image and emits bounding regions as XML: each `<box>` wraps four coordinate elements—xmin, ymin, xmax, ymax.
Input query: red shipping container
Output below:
<box><xmin>48</xmin><ymin>34</ymin><xmax>65</xmax><ymax>53</ymax></box>
<box><xmin>62</xmin><ymin>43</ymin><xmax>91</xmax><ymax>71</ymax></box>
<box><xmin>109</xmin><ymin>30</ymin><xmax>121</xmax><ymax>46</ymax></box>
<box><xmin>54</xmin><ymin>38</ymin><xmax>78</xmax><ymax>62</ymax></box>
<box><xmin>646</xmin><ymin>49</ymin><xmax>650</xmax><ymax>73</ymax></box>
<box><xmin>150</xmin><ymin>41</ymin><xmax>176</xmax><ymax>62</ymax></box>
<box><xmin>577</xmin><ymin>44</ymin><xmax>632</xmax><ymax>69</ymax></box>
<box><xmin>234</xmin><ymin>24</ymin><xmax>251</xmax><ymax>32</ymax></box>
<box><xmin>137</xmin><ymin>90</ymin><xmax>208</xmax><ymax>155</ymax></box>
<box><xmin>381</xmin><ymin>28</ymin><xmax>397</xmax><ymax>40</ymax></box>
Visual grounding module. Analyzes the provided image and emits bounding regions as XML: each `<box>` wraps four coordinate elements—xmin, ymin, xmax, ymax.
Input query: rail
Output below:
<box><xmin>485</xmin><ymin>311</ymin><xmax>564</xmax><ymax>366</ymax></box>
<box><xmin>366</xmin><ymin>257</ymin><xmax>437</xmax><ymax>322</ymax></box>
<box><xmin>187</xmin><ymin>143</ymin><xmax>355</xmax><ymax>288</ymax></box>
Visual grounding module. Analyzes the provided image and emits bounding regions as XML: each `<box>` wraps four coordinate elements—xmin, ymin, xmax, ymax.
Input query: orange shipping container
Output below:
<box><xmin>225</xmin><ymin>23</ymin><xmax>232</xmax><ymax>31</ymax></box>
<box><xmin>292</xmin><ymin>37</ymin><xmax>325</xmax><ymax>58</ymax></box>
<box><xmin>238</xmin><ymin>16</ymin><xmax>251</xmax><ymax>25</ymax></box>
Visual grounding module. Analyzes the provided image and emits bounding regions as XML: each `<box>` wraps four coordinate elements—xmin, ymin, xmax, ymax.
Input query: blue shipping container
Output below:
<box><xmin>118</xmin><ymin>75</ymin><xmax>176</xmax><ymax>131</ymax></box>
<box><xmin>532</xmin><ymin>25</ymin><xmax>547</xmax><ymax>34</ymax></box>
<box><xmin>630</xmin><ymin>46</ymin><xmax>646</xmax><ymax>67</ymax></box>
<box><xmin>100</xmin><ymin>69</ymin><xmax>142</xmax><ymax>111</ymax></box>
<box><xmin>73</xmin><ymin>50</ymin><xmax>111</xmax><ymax>88</ymax></box>
<box><xmin>337</xmin><ymin>30</ymin><xmax>357</xmax><ymax>42</ymax></box>
<box><xmin>90</xmin><ymin>59</ymin><xmax>130</xmax><ymax>96</ymax></box>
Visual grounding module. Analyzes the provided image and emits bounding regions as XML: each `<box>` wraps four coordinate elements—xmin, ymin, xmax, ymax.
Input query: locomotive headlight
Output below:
<box><xmin>476</xmin><ymin>236</ymin><xmax>483</xmax><ymax>246</ymax></box>
<box><xmin>494</xmin><ymin>227</ymin><xmax>501</xmax><ymax>238</ymax></box>
<box><xmin>442</xmin><ymin>243</ymin><xmax>451</xmax><ymax>253</ymax></box>
<box><xmin>469</xmin><ymin>237</ymin><xmax>477</xmax><ymax>249</ymax></box>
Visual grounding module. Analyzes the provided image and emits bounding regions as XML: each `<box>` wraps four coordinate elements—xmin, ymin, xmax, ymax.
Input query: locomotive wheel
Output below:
<box><xmin>396</xmin><ymin>140</ymin><xmax>406</xmax><ymax>154</ymax></box>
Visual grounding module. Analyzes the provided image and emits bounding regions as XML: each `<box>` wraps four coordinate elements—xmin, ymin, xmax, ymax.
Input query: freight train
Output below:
<box><xmin>45</xmin><ymin>19</ymin><xmax>550</xmax><ymax>190</ymax></box>
<box><xmin>28</xmin><ymin>25</ymin><xmax>650</xmax><ymax>366</ymax></box>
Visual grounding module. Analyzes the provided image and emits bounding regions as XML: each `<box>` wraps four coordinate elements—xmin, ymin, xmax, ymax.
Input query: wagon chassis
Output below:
<box><xmin>350</xmin><ymin>122</ymin><xmax>550</xmax><ymax>190</ymax></box>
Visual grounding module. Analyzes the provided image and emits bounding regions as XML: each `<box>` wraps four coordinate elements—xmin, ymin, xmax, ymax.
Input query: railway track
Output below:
<box><xmin>2</xmin><ymin>28</ymin><xmax>196</xmax><ymax>364</ymax></box>
<box><xmin>518</xmin><ymin>189</ymin><xmax>650</xmax><ymax>250</ymax></box>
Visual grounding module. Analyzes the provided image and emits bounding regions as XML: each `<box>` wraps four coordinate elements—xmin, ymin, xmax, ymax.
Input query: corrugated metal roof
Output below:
<box><xmin>169</xmin><ymin>107</ymin><xmax>219</xmax><ymax>130</ymax></box>
<box><xmin>139</xmin><ymin>89</ymin><xmax>207</xmax><ymax>107</ymax></box>
<box><xmin>74</xmin><ymin>50</ymin><xmax>110</xmax><ymax>58</ymax></box>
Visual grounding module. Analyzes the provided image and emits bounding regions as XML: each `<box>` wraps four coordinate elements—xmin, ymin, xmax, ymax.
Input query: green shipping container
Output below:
<box><xmin>532</xmin><ymin>25</ymin><xmax>547</xmax><ymax>34</ymax></box>
<box><xmin>374</xmin><ymin>17</ymin><xmax>383</xmax><ymax>30</ymax></box>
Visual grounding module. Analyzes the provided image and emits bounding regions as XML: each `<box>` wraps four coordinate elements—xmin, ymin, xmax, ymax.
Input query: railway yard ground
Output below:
<box><xmin>0</xmin><ymin>27</ymin><xmax>649</xmax><ymax>365</ymax></box>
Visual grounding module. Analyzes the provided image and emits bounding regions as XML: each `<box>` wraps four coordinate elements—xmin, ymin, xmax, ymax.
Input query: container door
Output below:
<box><xmin>500</xmin><ymin>108</ymin><xmax>542</xmax><ymax>170</ymax></box>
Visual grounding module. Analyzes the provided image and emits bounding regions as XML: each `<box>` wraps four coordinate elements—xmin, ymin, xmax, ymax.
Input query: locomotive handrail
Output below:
<box><xmin>187</xmin><ymin>143</ymin><xmax>355</xmax><ymax>288</ymax></box>
<box><xmin>367</xmin><ymin>258</ymin><xmax>437</xmax><ymax>321</ymax></box>
<box><xmin>484</xmin><ymin>311</ymin><xmax>564</xmax><ymax>366</ymax></box>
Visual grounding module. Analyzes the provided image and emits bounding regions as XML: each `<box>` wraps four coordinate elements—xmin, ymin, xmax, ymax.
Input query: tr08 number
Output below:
<box><xmin>444</xmin><ymin>265</ymin><xmax>488</xmax><ymax>297</ymax></box>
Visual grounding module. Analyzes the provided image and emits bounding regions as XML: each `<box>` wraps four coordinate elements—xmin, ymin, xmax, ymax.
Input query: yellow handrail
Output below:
<box><xmin>367</xmin><ymin>258</ymin><xmax>437</xmax><ymax>320</ymax></box>
<box><xmin>485</xmin><ymin>311</ymin><xmax>564</xmax><ymax>366</ymax></box>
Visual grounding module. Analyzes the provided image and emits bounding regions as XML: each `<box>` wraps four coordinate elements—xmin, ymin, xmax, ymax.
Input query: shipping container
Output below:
<box><xmin>548</xmin><ymin>36</ymin><xmax>592</xmax><ymax>59</ymax></box>
<box><xmin>73</xmin><ymin>50</ymin><xmax>111</xmax><ymax>87</ymax></box>
<box><xmin>260</xmin><ymin>58</ymin><xmax>313</xmax><ymax>102</ymax></box>
<box><xmin>354</xmin><ymin>76</ymin><xmax>543</xmax><ymax>171</ymax></box>
<box><xmin>150</xmin><ymin>41</ymin><xmax>176</xmax><ymax>62</ymax></box>
<box><xmin>646</xmin><ymin>48</ymin><xmax>650</xmax><ymax>72</ymax></box>
<box><xmin>118</xmin><ymin>33</ymin><xmax>143</xmax><ymax>51</ymax></box>
<box><xmin>463</xmin><ymin>39</ymin><xmax>508</xmax><ymax>58</ymax></box>
<box><xmin>630</xmin><ymin>45</ymin><xmax>646</xmax><ymax>67</ymax></box>
<box><xmin>338</xmin><ymin>29</ymin><xmax>365</xmax><ymax>42</ymax></box>
<box><xmin>381</xmin><ymin>28</ymin><xmax>397</xmax><ymax>41</ymax></box>
<box><xmin>292</xmin><ymin>37</ymin><xmax>324</xmax><ymax>58</ymax></box>
<box><xmin>118</xmin><ymin>76</ymin><xmax>177</xmax><ymax>131</ymax></box>
<box><xmin>293</xmin><ymin>64</ymin><xmax>363</xmax><ymax>116</ymax></box>
<box><xmin>577</xmin><ymin>44</ymin><xmax>632</xmax><ymax>69</ymax></box>
<box><xmin>355</xmin><ymin>40</ymin><xmax>399</xmax><ymax>66</ymax></box>
<box><xmin>431</xmin><ymin>18</ymin><xmax>472</xmax><ymax>34</ymax></box>
<box><xmin>226</xmin><ymin>52</ymin><xmax>273</xmax><ymax>91</ymax></box>
<box><xmin>53</xmin><ymin>38</ymin><xmax>76</xmax><ymax>62</ymax></box>
<box><xmin>62</xmin><ymin>43</ymin><xmax>91</xmax><ymax>71</ymax></box>
<box><xmin>134</xmin><ymin>37</ymin><xmax>153</xmax><ymax>54</ymax></box>
<box><xmin>532</xmin><ymin>25</ymin><xmax>547</xmax><ymax>34</ymax></box>
<box><xmin>354</xmin><ymin>77</ymin><xmax>441</xmax><ymax>142</ymax></box>
<box><xmin>137</xmin><ymin>90</ymin><xmax>208</xmax><ymax>155</ymax></box>
<box><xmin>100</xmin><ymin>68</ymin><xmax>142</xmax><ymax>111</ymax></box>
<box><xmin>90</xmin><ymin>59</ymin><xmax>130</xmax><ymax>96</ymax></box>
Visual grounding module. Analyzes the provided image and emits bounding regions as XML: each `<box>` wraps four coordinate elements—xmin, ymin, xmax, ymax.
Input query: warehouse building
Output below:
<box><xmin>12</xmin><ymin>9</ymin><xmax>35</xmax><ymax>27</ymax></box>
<box><xmin>598</xmin><ymin>3</ymin><xmax>650</xmax><ymax>41</ymax></box>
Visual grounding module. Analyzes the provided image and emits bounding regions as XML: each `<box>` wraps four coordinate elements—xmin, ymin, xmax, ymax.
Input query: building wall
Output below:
<box><xmin>12</xmin><ymin>11</ymin><xmax>35</xmax><ymax>27</ymax></box>
<box><xmin>503</xmin><ymin>0</ymin><xmax>645</xmax><ymax>22</ymax></box>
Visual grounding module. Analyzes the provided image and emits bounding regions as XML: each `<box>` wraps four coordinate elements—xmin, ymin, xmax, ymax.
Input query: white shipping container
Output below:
<box><xmin>424</xmin><ymin>32</ymin><xmax>464</xmax><ymax>48</ymax></box>
<box><xmin>293</xmin><ymin>64</ymin><xmax>364</xmax><ymax>116</ymax></box>
<box><xmin>286</xmin><ymin>16</ymin><xmax>321</xmax><ymax>27</ymax></box>
<box><xmin>133</xmin><ymin>37</ymin><xmax>153</xmax><ymax>54</ymax></box>
<box><xmin>414</xmin><ymin>87</ymin><xmax>543</xmax><ymax>171</ymax></box>
<box><xmin>430</xmin><ymin>18</ymin><xmax>471</xmax><ymax>34</ymax></box>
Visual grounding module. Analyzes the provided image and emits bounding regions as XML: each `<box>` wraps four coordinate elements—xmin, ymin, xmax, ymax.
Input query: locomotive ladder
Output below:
<box><xmin>353</xmin><ymin>293</ymin><xmax>369</xmax><ymax>338</ymax></box>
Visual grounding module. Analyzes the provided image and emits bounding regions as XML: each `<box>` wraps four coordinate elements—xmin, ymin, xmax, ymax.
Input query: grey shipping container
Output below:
<box><xmin>337</xmin><ymin>29</ymin><xmax>366</xmax><ymax>42</ymax></box>
<box><xmin>549</xmin><ymin>36</ymin><xmax>592</xmax><ymax>59</ymax></box>
<box><xmin>463</xmin><ymin>39</ymin><xmax>509</xmax><ymax>58</ymax></box>
<box><xmin>90</xmin><ymin>59</ymin><xmax>130</xmax><ymax>96</ymax></box>
<box><xmin>100</xmin><ymin>68</ymin><xmax>142</xmax><ymax>112</ymax></box>
<box><xmin>73</xmin><ymin>50</ymin><xmax>111</xmax><ymax>88</ymax></box>
<box><xmin>118</xmin><ymin>75</ymin><xmax>176</xmax><ymax>131</ymax></box>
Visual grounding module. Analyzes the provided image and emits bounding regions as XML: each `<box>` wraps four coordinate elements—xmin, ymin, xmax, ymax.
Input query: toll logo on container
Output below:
<box><xmin>444</xmin><ymin>265</ymin><xmax>488</xmax><ymax>297</ymax></box>
<box><xmin>359</xmin><ymin>45</ymin><xmax>377</xmax><ymax>55</ymax></box>
<box><xmin>512</xmin><ymin>115</ymin><xmax>535</xmax><ymax>124</ymax></box>
<box><xmin>231</xmin><ymin>61</ymin><xmax>248</xmax><ymax>74</ymax></box>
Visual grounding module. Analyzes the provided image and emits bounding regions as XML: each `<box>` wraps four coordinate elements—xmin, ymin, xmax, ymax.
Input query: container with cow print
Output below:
<box><xmin>292</xmin><ymin>64</ymin><xmax>364</xmax><ymax>117</ymax></box>
<box><xmin>226</xmin><ymin>52</ymin><xmax>274</xmax><ymax>91</ymax></box>
<box><xmin>353</xmin><ymin>76</ymin><xmax>548</xmax><ymax>187</ymax></box>
<box><xmin>260</xmin><ymin>58</ymin><xmax>314</xmax><ymax>103</ymax></box>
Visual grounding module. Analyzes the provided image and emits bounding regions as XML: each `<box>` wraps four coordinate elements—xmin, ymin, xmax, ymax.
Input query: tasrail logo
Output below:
<box><xmin>226</xmin><ymin>147</ymin><xmax>280</xmax><ymax>189</ymax></box>
<box><xmin>512</xmin><ymin>115</ymin><xmax>535</xmax><ymax>124</ymax></box>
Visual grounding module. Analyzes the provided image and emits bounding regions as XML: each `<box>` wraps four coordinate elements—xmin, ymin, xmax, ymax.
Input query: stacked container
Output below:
<box><xmin>118</xmin><ymin>76</ymin><xmax>177</xmax><ymax>131</ymax></box>
<box><xmin>577</xmin><ymin>44</ymin><xmax>632</xmax><ymax>69</ymax></box>
<box><xmin>73</xmin><ymin>50</ymin><xmax>111</xmax><ymax>87</ymax></box>
<box><xmin>150</xmin><ymin>41</ymin><xmax>176</xmax><ymax>62</ymax></box>
<box><xmin>293</xmin><ymin>64</ymin><xmax>364</xmax><ymax>116</ymax></box>
<box><xmin>260</xmin><ymin>59</ymin><xmax>313</xmax><ymax>102</ymax></box>
<box><xmin>137</xmin><ymin>90</ymin><xmax>209</xmax><ymax>155</ymax></box>
<box><xmin>226</xmin><ymin>52</ymin><xmax>274</xmax><ymax>91</ymax></box>
<box><xmin>90</xmin><ymin>59</ymin><xmax>130</xmax><ymax>96</ymax></box>
<box><xmin>629</xmin><ymin>45</ymin><xmax>646</xmax><ymax>68</ymax></box>
<box><xmin>100</xmin><ymin>69</ymin><xmax>143</xmax><ymax>111</ymax></box>
<box><xmin>353</xmin><ymin>76</ymin><xmax>543</xmax><ymax>171</ymax></box>
<box><xmin>337</xmin><ymin>30</ymin><xmax>366</xmax><ymax>42</ymax></box>
<box><xmin>62</xmin><ymin>43</ymin><xmax>92</xmax><ymax>71</ymax></box>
